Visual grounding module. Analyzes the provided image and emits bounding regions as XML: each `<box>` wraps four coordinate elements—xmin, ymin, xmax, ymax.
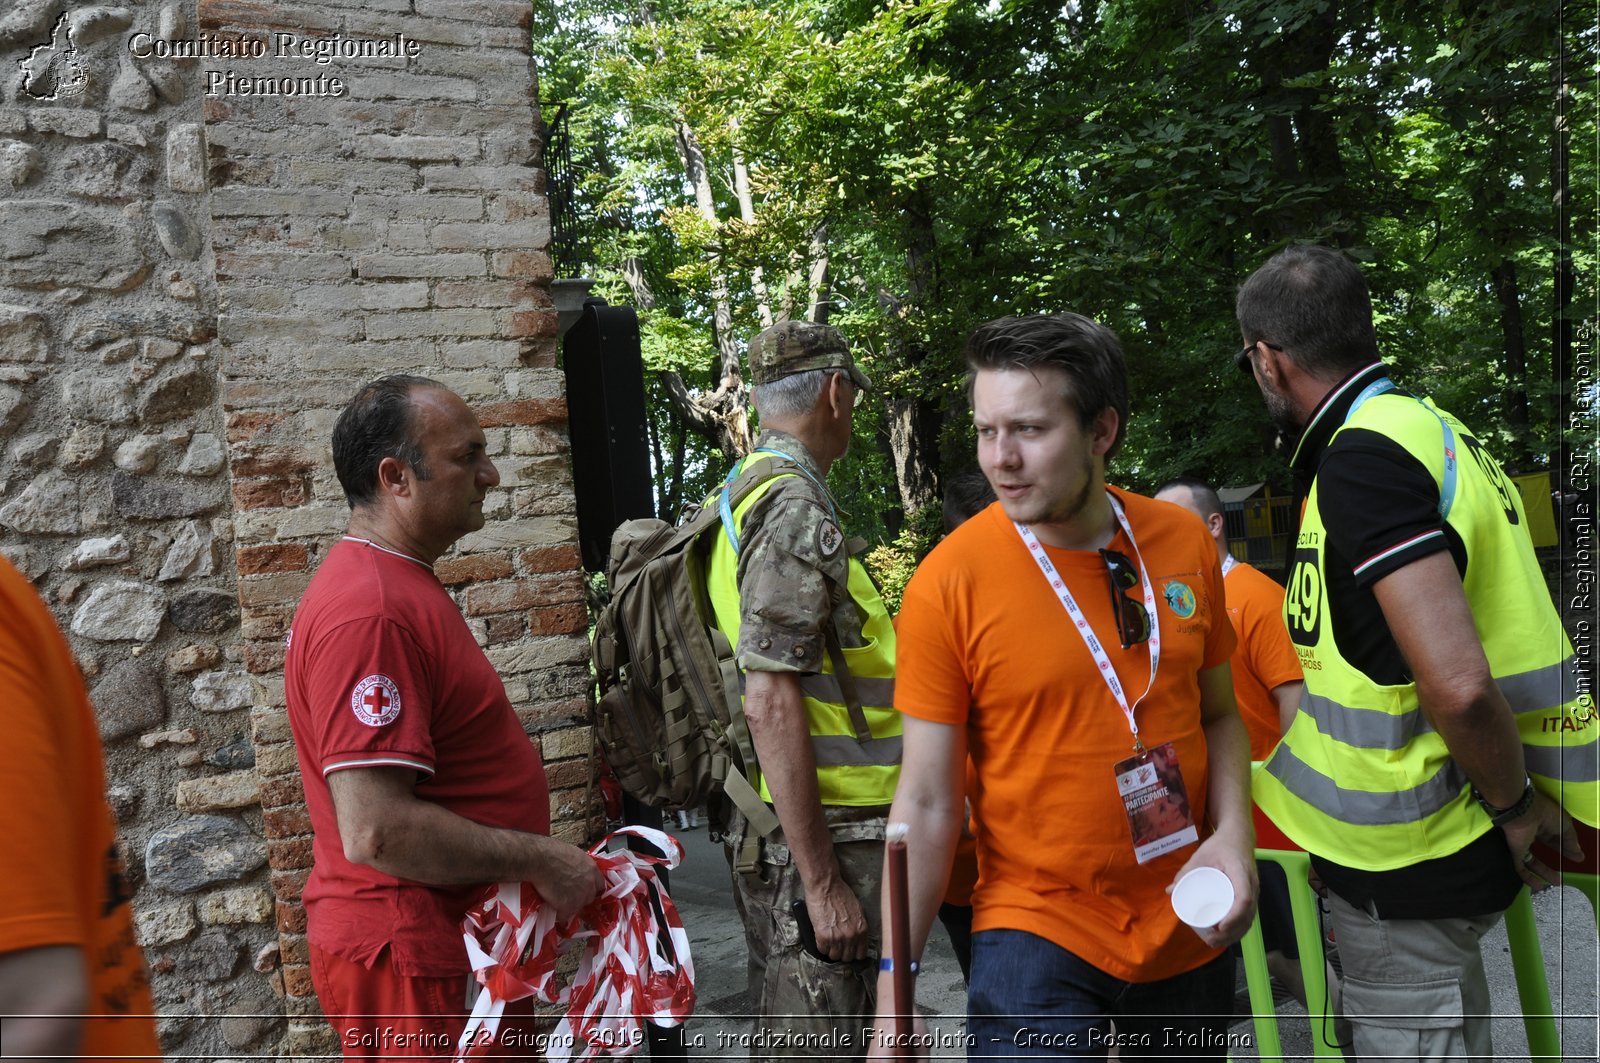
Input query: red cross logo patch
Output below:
<box><xmin>350</xmin><ymin>674</ymin><xmax>402</xmax><ymax>727</ymax></box>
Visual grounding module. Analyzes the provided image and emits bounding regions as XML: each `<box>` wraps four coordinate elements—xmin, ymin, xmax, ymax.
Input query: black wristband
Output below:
<box><xmin>1472</xmin><ymin>777</ymin><xmax>1534</xmax><ymax>826</ymax></box>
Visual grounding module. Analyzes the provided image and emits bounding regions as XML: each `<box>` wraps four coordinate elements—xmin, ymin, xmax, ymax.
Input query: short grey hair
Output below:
<box><xmin>752</xmin><ymin>368</ymin><xmax>835</xmax><ymax>419</ymax></box>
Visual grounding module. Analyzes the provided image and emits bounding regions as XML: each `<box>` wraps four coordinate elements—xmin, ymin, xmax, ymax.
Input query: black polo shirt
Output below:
<box><xmin>1288</xmin><ymin>363</ymin><xmax>1520</xmax><ymax>919</ymax></box>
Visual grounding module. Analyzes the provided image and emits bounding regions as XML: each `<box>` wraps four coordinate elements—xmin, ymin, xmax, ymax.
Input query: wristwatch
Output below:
<box><xmin>1471</xmin><ymin>777</ymin><xmax>1535</xmax><ymax>825</ymax></box>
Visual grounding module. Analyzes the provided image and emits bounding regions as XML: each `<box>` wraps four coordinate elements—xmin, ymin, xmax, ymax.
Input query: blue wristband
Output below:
<box><xmin>878</xmin><ymin>957</ymin><xmax>920</xmax><ymax>975</ymax></box>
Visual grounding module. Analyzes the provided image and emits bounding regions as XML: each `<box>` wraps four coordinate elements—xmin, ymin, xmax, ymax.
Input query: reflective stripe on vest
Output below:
<box><xmin>1298</xmin><ymin>656</ymin><xmax>1587</xmax><ymax>754</ymax></box>
<box><xmin>1255</xmin><ymin>393</ymin><xmax>1599</xmax><ymax>870</ymax></box>
<box><xmin>1264</xmin><ymin>742</ymin><xmax>1468</xmax><ymax>826</ymax></box>
<box><xmin>705</xmin><ymin>461</ymin><xmax>901</xmax><ymax>807</ymax></box>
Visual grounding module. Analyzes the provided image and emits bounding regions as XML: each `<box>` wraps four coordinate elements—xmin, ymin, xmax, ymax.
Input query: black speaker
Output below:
<box><xmin>563</xmin><ymin>299</ymin><xmax>654</xmax><ymax>572</ymax></box>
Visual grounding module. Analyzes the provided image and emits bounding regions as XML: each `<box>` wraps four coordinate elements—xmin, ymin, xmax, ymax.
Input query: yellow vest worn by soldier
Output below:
<box><xmin>1255</xmin><ymin>389</ymin><xmax>1599</xmax><ymax>869</ymax></box>
<box><xmin>706</xmin><ymin>448</ymin><xmax>900</xmax><ymax>809</ymax></box>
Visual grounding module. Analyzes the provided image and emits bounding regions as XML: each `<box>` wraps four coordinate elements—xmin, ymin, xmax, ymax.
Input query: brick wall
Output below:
<box><xmin>1</xmin><ymin>1</ymin><xmax>594</xmax><ymax>1056</ymax></box>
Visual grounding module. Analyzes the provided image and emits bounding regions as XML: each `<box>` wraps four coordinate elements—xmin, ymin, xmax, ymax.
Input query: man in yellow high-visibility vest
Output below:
<box><xmin>1236</xmin><ymin>245</ymin><xmax>1595</xmax><ymax>1059</ymax></box>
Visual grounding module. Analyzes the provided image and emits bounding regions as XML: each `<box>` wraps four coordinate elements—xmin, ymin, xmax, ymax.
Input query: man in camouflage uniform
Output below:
<box><xmin>704</xmin><ymin>321</ymin><xmax>901</xmax><ymax>1060</ymax></box>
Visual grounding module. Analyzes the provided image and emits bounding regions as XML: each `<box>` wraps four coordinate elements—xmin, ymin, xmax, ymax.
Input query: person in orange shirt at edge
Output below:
<box><xmin>867</xmin><ymin>314</ymin><xmax>1258</xmax><ymax>1060</ymax></box>
<box><xmin>0</xmin><ymin>554</ymin><xmax>162</xmax><ymax>1063</ymax></box>
<box><xmin>1155</xmin><ymin>477</ymin><xmax>1307</xmax><ymax>1004</ymax></box>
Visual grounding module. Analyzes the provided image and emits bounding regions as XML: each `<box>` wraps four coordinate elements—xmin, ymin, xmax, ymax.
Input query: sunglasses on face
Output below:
<box><xmin>1100</xmin><ymin>548</ymin><xmax>1151</xmax><ymax>650</ymax></box>
<box><xmin>1235</xmin><ymin>340</ymin><xmax>1284</xmax><ymax>375</ymax></box>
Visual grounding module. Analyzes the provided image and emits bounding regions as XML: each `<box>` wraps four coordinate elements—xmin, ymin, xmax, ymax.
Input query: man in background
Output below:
<box><xmin>1154</xmin><ymin>479</ymin><xmax>1303</xmax><ymax>751</ymax></box>
<box><xmin>0</xmin><ymin>554</ymin><xmax>162</xmax><ymax>1063</ymax></box>
<box><xmin>1155</xmin><ymin>477</ymin><xmax>1306</xmax><ymax>1003</ymax></box>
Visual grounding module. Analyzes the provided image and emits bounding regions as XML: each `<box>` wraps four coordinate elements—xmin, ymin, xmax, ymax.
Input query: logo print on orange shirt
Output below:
<box><xmin>1163</xmin><ymin>581</ymin><xmax>1197</xmax><ymax>619</ymax></box>
<box><xmin>350</xmin><ymin>674</ymin><xmax>402</xmax><ymax>726</ymax></box>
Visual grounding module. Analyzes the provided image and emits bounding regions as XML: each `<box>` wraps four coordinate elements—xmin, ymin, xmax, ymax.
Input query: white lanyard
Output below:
<box><xmin>1014</xmin><ymin>493</ymin><xmax>1160</xmax><ymax>752</ymax></box>
<box><xmin>1221</xmin><ymin>553</ymin><xmax>1237</xmax><ymax>577</ymax></box>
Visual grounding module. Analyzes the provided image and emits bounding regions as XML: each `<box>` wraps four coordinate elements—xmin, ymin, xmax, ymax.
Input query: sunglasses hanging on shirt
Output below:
<box><xmin>1101</xmin><ymin>548</ymin><xmax>1152</xmax><ymax>650</ymax></box>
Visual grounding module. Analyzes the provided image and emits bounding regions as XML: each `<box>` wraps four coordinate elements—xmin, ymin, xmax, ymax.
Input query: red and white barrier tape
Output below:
<box><xmin>455</xmin><ymin>826</ymin><xmax>695</xmax><ymax>1062</ymax></box>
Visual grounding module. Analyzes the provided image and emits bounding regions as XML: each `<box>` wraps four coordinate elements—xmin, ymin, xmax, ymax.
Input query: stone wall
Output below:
<box><xmin>0</xmin><ymin>2</ymin><xmax>592</xmax><ymax>1056</ymax></box>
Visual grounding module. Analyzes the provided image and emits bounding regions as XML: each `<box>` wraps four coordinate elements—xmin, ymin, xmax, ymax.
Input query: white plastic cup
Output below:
<box><xmin>1171</xmin><ymin>867</ymin><xmax>1234</xmax><ymax>929</ymax></box>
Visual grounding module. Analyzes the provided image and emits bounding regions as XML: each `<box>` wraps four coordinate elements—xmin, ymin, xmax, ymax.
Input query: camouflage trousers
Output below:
<box><xmin>721</xmin><ymin>805</ymin><xmax>888</xmax><ymax>1063</ymax></box>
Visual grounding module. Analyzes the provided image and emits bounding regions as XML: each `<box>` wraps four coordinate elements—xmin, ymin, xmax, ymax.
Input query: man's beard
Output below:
<box><xmin>1263</xmin><ymin>386</ymin><xmax>1304</xmax><ymax>455</ymax></box>
<box><xmin>1001</xmin><ymin>451</ymin><xmax>1096</xmax><ymax>530</ymax></box>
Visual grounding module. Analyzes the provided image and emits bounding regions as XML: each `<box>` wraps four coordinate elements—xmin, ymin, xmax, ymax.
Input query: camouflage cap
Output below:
<box><xmin>748</xmin><ymin>321</ymin><xmax>872</xmax><ymax>391</ymax></box>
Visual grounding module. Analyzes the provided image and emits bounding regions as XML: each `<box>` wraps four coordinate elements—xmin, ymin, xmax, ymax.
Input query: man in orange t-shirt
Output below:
<box><xmin>1154</xmin><ymin>479</ymin><xmax>1302</xmax><ymax>760</ymax></box>
<box><xmin>0</xmin><ymin>555</ymin><xmax>161</xmax><ymax>1062</ymax></box>
<box><xmin>868</xmin><ymin>315</ymin><xmax>1257</xmax><ymax>1060</ymax></box>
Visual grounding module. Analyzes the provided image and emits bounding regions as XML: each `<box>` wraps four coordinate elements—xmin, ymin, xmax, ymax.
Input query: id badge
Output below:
<box><xmin>1113</xmin><ymin>741</ymin><xmax>1199</xmax><ymax>864</ymax></box>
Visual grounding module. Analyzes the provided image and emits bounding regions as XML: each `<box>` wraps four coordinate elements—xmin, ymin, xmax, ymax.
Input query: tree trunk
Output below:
<box><xmin>1491</xmin><ymin>257</ymin><xmax>1532</xmax><ymax>465</ymax></box>
<box><xmin>673</xmin><ymin>120</ymin><xmax>742</xmax><ymax>393</ymax></box>
<box><xmin>621</xmin><ymin>248</ymin><xmax>750</xmax><ymax>463</ymax></box>
<box><xmin>660</xmin><ymin>378</ymin><xmax>688</xmax><ymax>520</ymax></box>
<box><xmin>878</xmin><ymin>186</ymin><xmax>942</xmax><ymax>520</ymax></box>
<box><xmin>805</xmin><ymin>223</ymin><xmax>831</xmax><ymax>323</ymax></box>
<box><xmin>730</xmin><ymin>115</ymin><xmax>772</xmax><ymax>329</ymax></box>
<box><xmin>621</xmin><ymin>255</ymin><xmax>656</xmax><ymax>312</ymax></box>
<box><xmin>645</xmin><ymin>374</ymin><xmax>665</xmax><ymax>517</ymax></box>
<box><xmin>883</xmin><ymin>395</ymin><xmax>938</xmax><ymax>521</ymax></box>
<box><xmin>658</xmin><ymin>369</ymin><xmax>751</xmax><ymax>462</ymax></box>
<box><xmin>1246</xmin><ymin>0</ymin><xmax>1347</xmax><ymax>241</ymax></box>
<box><xmin>634</xmin><ymin>111</ymin><xmax>748</xmax><ymax>460</ymax></box>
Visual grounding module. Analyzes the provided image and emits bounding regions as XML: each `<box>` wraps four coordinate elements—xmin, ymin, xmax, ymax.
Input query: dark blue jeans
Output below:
<box><xmin>967</xmin><ymin>929</ymin><xmax>1236</xmax><ymax>1060</ymax></box>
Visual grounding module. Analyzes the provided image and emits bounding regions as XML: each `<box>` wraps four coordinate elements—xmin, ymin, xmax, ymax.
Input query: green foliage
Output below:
<box><xmin>861</xmin><ymin>504</ymin><xmax>943</xmax><ymax>615</ymax></box>
<box><xmin>536</xmin><ymin>0</ymin><xmax>1590</xmax><ymax>538</ymax></box>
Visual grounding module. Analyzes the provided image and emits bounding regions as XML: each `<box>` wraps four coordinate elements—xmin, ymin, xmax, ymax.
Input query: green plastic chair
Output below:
<box><xmin>1244</xmin><ymin>804</ymin><xmax>1570</xmax><ymax>1062</ymax></box>
<box><xmin>1535</xmin><ymin>818</ymin><xmax>1600</xmax><ymax>923</ymax></box>
<box><xmin>1503</xmin><ymin>887</ymin><xmax>1562</xmax><ymax>1060</ymax></box>
<box><xmin>1238</xmin><ymin>847</ymin><xmax>1344</xmax><ymax>1062</ymax></box>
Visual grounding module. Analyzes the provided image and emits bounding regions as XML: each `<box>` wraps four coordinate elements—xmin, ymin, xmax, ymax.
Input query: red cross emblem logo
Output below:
<box><xmin>350</xmin><ymin>674</ymin><xmax>402</xmax><ymax>727</ymax></box>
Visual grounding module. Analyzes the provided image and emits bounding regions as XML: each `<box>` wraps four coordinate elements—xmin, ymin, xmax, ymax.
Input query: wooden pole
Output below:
<box><xmin>885</xmin><ymin>822</ymin><xmax>912</xmax><ymax>1058</ymax></box>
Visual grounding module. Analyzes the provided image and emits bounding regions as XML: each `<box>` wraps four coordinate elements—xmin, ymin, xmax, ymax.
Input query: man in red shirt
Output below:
<box><xmin>285</xmin><ymin>375</ymin><xmax>602</xmax><ymax>1058</ymax></box>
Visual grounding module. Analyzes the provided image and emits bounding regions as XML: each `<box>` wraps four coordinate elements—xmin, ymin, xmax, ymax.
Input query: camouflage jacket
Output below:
<box><xmin>725</xmin><ymin>430</ymin><xmax>865</xmax><ymax>674</ymax></box>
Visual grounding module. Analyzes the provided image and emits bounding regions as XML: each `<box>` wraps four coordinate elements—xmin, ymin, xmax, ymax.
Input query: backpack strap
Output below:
<box><xmin>710</xmin><ymin>454</ymin><xmax>809</xmax><ymax>858</ymax></box>
<box><xmin>825</xmin><ymin>626</ymin><xmax>874</xmax><ymax>742</ymax></box>
<box><xmin>718</xmin><ymin>450</ymin><xmax>871</xmax><ymax>738</ymax></box>
<box><xmin>719</xmin><ymin>447</ymin><xmax>840</xmax><ymax>555</ymax></box>
<box><xmin>713</xmin><ymin>617</ymin><xmax>780</xmax><ymax>842</ymax></box>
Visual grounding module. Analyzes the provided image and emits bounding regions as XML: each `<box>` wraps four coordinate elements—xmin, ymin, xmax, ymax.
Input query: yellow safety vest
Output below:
<box><xmin>705</xmin><ymin>455</ymin><xmax>900</xmax><ymax>807</ymax></box>
<box><xmin>1255</xmin><ymin>392</ymin><xmax>1598</xmax><ymax>870</ymax></box>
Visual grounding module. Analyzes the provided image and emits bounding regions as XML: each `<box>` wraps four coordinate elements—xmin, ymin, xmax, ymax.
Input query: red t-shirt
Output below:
<box><xmin>0</xmin><ymin>557</ymin><xmax>160</xmax><ymax>1061</ymax></box>
<box><xmin>285</xmin><ymin>538</ymin><xmax>550</xmax><ymax>976</ymax></box>
<box><xmin>1222</xmin><ymin>560</ymin><xmax>1302</xmax><ymax>761</ymax></box>
<box><xmin>896</xmin><ymin>488</ymin><xmax>1236</xmax><ymax>982</ymax></box>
